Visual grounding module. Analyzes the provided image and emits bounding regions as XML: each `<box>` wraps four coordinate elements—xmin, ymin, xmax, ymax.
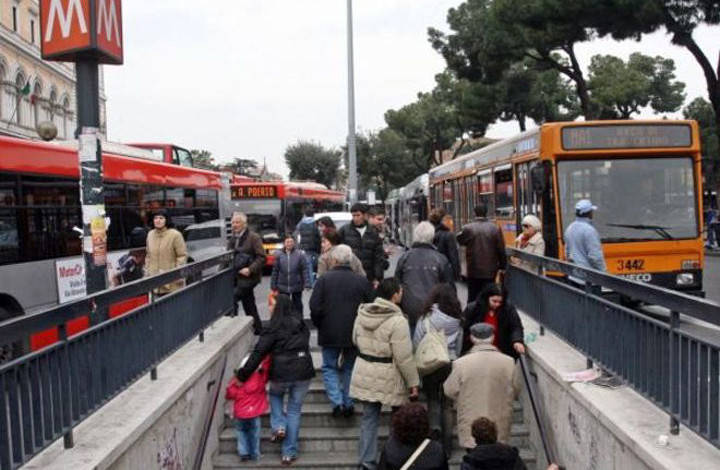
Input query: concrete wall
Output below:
<box><xmin>23</xmin><ymin>316</ymin><xmax>255</xmax><ymax>470</ymax></box>
<box><xmin>517</xmin><ymin>312</ymin><xmax>720</xmax><ymax>470</ymax></box>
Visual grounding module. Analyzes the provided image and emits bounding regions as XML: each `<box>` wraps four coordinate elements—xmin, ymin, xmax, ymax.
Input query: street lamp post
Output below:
<box><xmin>346</xmin><ymin>0</ymin><xmax>357</xmax><ymax>204</ymax></box>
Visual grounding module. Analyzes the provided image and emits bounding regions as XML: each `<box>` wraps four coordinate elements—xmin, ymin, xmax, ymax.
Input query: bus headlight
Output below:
<box><xmin>676</xmin><ymin>273</ymin><xmax>695</xmax><ymax>286</ymax></box>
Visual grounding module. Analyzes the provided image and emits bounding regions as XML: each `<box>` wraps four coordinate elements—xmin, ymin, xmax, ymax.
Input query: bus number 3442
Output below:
<box><xmin>616</xmin><ymin>259</ymin><xmax>645</xmax><ymax>271</ymax></box>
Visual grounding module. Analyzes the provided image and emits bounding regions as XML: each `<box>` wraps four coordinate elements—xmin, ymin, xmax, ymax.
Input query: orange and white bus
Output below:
<box><xmin>0</xmin><ymin>136</ymin><xmax>231</xmax><ymax>352</ymax></box>
<box><xmin>429</xmin><ymin>120</ymin><xmax>704</xmax><ymax>294</ymax></box>
<box><xmin>227</xmin><ymin>181</ymin><xmax>345</xmax><ymax>265</ymax></box>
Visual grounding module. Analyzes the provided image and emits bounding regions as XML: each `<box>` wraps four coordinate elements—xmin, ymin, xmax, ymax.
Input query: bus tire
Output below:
<box><xmin>0</xmin><ymin>305</ymin><xmax>27</xmax><ymax>364</ymax></box>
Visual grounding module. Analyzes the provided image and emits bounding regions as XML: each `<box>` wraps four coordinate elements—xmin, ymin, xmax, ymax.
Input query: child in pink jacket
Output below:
<box><xmin>225</xmin><ymin>355</ymin><xmax>270</xmax><ymax>461</ymax></box>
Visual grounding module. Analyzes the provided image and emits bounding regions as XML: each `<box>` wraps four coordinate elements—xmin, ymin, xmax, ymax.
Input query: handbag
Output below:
<box><xmin>233</xmin><ymin>233</ymin><xmax>254</xmax><ymax>271</ymax></box>
<box><xmin>400</xmin><ymin>438</ymin><xmax>431</xmax><ymax>470</ymax></box>
<box><xmin>415</xmin><ymin>318</ymin><xmax>450</xmax><ymax>376</ymax></box>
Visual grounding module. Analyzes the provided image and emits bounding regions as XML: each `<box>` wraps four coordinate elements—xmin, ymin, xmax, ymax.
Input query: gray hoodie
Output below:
<box><xmin>413</xmin><ymin>304</ymin><xmax>463</xmax><ymax>360</ymax></box>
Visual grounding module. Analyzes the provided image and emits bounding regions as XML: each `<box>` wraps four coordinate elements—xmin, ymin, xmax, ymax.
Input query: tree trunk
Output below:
<box><xmin>564</xmin><ymin>45</ymin><xmax>594</xmax><ymax>120</ymax></box>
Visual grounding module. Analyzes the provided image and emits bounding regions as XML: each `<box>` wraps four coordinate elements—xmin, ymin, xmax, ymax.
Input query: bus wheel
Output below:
<box><xmin>0</xmin><ymin>306</ymin><xmax>27</xmax><ymax>364</ymax></box>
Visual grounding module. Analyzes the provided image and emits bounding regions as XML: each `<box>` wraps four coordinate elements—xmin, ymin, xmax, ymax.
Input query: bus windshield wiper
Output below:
<box><xmin>606</xmin><ymin>223</ymin><xmax>674</xmax><ymax>240</ymax></box>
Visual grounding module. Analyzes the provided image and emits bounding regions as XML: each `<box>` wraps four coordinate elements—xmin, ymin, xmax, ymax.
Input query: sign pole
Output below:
<box><xmin>75</xmin><ymin>59</ymin><xmax>107</xmax><ymax>297</ymax></box>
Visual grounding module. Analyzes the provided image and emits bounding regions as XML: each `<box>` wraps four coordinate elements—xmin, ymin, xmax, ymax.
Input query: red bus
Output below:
<box><xmin>126</xmin><ymin>142</ymin><xmax>195</xmax><ymax>167</ymax></box>
<box><xmin>227</xmin><ymin>181</ymin><xmax>345</xmax><ymax>265</ymax></box>
<box><xmin>0</xmin><ymin>136</ymin><xmax>229</xmax><ymax>354</ymax></box>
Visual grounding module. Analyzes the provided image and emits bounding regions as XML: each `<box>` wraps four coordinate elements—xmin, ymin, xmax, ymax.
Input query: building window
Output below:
<box><xmin>12</xmin><ymin>6</ymin><xmax>17</xmax><ymax>32</ymax></box>
<box><xmin>30</xmin><ymin>19</ymin><xmax>35</xmax><ymax>44</ymax></box>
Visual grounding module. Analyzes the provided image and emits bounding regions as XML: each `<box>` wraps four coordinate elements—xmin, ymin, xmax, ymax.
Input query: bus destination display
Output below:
<box><xmin>562</xmin><ymin>124</ymin><xmax>692</xmax><ymax>150</ymax></box>
<box><xmin>231</xmin><ymin>185</ymin><xmax>278</xmax><ymax>199</ymax></box>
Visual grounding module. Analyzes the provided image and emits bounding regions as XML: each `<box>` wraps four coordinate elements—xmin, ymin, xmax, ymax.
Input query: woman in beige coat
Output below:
<box><xmin>145</xmin><ymin>210</ymin><xmax>187</xmax><ymax>294</ymax></box>
<box><xmin>350</xmin><ymin>278</ymin><xmax>419</xmax><ymax>470</ymax></box>
<box><xmin>513</xmin><ymin>214</ymin><xmax>545</xmax><ymax>272</ymax></box>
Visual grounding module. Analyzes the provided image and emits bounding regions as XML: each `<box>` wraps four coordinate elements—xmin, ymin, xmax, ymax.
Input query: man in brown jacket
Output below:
<box><xmin>456</xmin><ymin>204</ymin><xmax>507</xmax><ymax>304</ymax></box>
<box><xmin>145</xmin><ymin>210</ymin><xmax>187</xmax><ymax>295</ymax></box>
<box><xmin>444</xmin><ymin>323</ymin><xmax>520</xmax><ymax>449</ymax></box>
<box><xmin>227</xmin><ymin>212</ymin><xmax>266</xmax><ymax>334</ymax></box>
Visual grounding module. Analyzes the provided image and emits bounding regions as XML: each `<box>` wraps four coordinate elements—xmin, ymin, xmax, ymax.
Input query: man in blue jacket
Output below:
<box><xmin>564</xmin><ymin>199</ymin><xmax>606</xmax><ymax>272</ymax></box>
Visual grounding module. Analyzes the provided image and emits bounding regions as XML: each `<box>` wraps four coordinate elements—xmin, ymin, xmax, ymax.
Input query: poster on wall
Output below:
<box><xmin>106</xmin><ymin>248</ymin><xmax>147</xmax><ymax>287</ymax></box>
<box><xmin>55</xmin><ymin>258</ymin><xmax>87</xmax><ymax>303</ymax></box>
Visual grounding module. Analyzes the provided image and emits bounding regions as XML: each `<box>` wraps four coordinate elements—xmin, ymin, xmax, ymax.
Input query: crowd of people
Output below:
<box><xmin>223</xmin><ymin>201</ymin><xmax>584</xmax><ymax>469</ymax></box>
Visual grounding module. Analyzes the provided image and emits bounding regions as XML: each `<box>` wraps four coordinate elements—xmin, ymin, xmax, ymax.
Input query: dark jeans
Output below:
<box><xmin>279</xmin><ymin>291</ymin><xmax>304</xmax><ymax>319</ymax></box>
<box><xmin>467</xmin><ymin>277</ymin><xmax>494</xmax><ymax>304</ymax></box>
<box><xmin>422</xmin><ymin>364</ymin><xmax>453</xmax><ymax>454</ymax></box>
<box><xmin>235</xmin><ymin>285</ymin><xmax>262</xmax><ymax>332</ymax></box>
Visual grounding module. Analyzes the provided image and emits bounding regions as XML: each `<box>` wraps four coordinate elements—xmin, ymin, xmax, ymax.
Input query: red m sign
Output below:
<box><xmin>40</xmin><ymin>0</ymin><xmax>123</xmax><ymax>64</ymax></box>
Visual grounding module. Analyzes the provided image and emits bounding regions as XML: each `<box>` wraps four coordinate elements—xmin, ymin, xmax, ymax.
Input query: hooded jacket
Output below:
<box><xmin>271</xmin><ymin>246</ymin><xmax>310</xmax><ymax>294</ymax></box>
<box><xmin>460</xmin><ymin>443</ymin><xmax>527</xmax><ymax>470</ymax></box>
<box><xmin>225</xmin><ymin>356</ymin><xmax>270</xmax><ymax>419</ymax></box>
<box><xmin>350</xmin><ymin>297</ymin><xmax>419</xmax><ymax>406</ymax></box>
<box><xmin>413</xmin><ymin>304</ymin><xmax>463</xmax><ymax>360</ymax></box>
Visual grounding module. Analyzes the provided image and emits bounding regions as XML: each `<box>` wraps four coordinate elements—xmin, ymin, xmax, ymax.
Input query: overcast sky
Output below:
<box><xmin>104</xmin><ymin>1</ymin><xmax>719</xmax><ymax>178</ymax></box>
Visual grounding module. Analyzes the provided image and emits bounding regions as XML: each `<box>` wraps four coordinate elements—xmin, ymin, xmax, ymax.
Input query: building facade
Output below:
<box><xmin>0</xmin><ymin>0</ymin><xmax>107</xmax><ymax>140</ymax></box>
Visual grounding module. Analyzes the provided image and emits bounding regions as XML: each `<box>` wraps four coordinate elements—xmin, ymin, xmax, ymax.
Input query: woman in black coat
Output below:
<box><xmin>378</xmin><ymin>403</ymin><xmax>448</xmax><ymax>470</ymax></box>
<box><xmin>461</xmin><ymin>284</ymin><xmax>525</xmax><ymax>359</ymax></box>
<box><xmin>235</xmin><ymin>294</ymin><xmax>315</xmax><ymax>465</ymax></box>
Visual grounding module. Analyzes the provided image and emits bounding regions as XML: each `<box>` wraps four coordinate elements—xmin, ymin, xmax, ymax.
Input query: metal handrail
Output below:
<box><xmin>0</xmin><ymin>251</ymin><xmax>233</xmax><ymax>345</ymax></box>
<box><xmin>506</xmin><ymin>248</ymin><xmax>720</xmax><ymax>327</ymax></box>
<box><xmin>518</xmin><ymin>354</ymin><xmax>561</xmax><ymax>469</ymax></box>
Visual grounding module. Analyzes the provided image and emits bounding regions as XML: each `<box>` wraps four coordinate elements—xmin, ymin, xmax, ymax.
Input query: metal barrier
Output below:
<box><xmin>505</xmin><ymin>248</ymin><xmax>720</xmax><ymax>451</ymax></box>
<box><xmin>0</xmin><ymin>253</ymin><xmax>235</xmax><ymax>469</ymax></box>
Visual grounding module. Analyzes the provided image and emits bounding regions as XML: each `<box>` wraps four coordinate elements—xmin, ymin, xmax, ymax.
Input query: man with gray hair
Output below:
<box><xmin>394</xmin><ymin>221</ymin><xmax>454</xmax><ymax>332</ymax></box>
<box><xmin>310</xmin><ymin>244</ymin><xmax>374</xmax><ymax>417</ymax></box>
<box><xmin>444</xmin><ymin>323</ymin><xmax>520</xmax><ymax>449</ymax></box>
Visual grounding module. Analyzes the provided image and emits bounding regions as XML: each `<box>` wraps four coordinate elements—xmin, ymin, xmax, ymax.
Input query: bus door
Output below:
<box><xmin>515</xmin><ymin>161</ymin><xmax>542</xmax><ymax>234</ymax></box>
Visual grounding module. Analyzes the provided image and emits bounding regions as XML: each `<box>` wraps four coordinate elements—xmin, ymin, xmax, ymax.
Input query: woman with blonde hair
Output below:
<box><xmin>513</xmin><ymin>214</ymin><xmax>545</xmax><ymax>272</ymax></box>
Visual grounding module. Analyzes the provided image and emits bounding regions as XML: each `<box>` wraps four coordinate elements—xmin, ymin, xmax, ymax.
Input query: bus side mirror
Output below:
<box><xmin>531</xmin><ymin>165</ymin><xmax>546</xmax><ymax>192</ymax></box>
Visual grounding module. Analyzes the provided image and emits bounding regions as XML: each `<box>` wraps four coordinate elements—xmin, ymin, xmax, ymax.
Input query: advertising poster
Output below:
<box><xmin>106</xmin><ymin>248</ymin><xmax>147</xmax><ymax>287</ymax></box>
<box><xmin>55</xmin><ymin>258</ymin><xmax>87</xmax><ymax>303</ymax></box>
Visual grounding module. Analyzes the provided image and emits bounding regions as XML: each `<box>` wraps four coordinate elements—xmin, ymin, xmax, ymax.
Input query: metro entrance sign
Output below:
<box><xmin>40</xmin><ymin>0</ymin><xmax>123</xmax><ymax>64</ymax></box>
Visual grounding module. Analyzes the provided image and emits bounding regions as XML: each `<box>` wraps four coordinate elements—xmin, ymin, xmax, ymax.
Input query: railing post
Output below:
<box><xmin>584</xmin><ymin>280</ymin><xmax>594</xmax><ymax>369</ymax></box>
<box><xmin>669</xmin><ymin>310</ymin><xmax>680</xmax><ymax>435</ymax></box>
<box><xmin>58</xmin><ymin>324</ymin><xmax>74</xmax><ymax>449</ymax></box>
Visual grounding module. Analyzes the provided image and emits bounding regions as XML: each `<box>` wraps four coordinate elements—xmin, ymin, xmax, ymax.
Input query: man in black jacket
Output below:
<box><xmin>395</xmin><ymin>221</ymin><xmax>454</xmax><ymax>332</ymax></box>
<box><xmin>227</xmin><ymin>212</ymin><xmax>266</xmax><ymax>334</ymax></box>
<box><xmin>338</xmin><ymin>203</ymin><xmax>386</xmax><ymax>287</ymax></box>
<box><xmin>310</xmin><ymin>245</ymin><xmax>374</xmax><ymax>417</ymax></box>
<box><xmin>429</xmin><ymin>208</ymin><xmax>460</xmax><ymax>280</ymax></box>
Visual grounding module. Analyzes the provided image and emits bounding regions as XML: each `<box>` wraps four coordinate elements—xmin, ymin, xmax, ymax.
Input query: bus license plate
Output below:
<box><xmin>616</xmin><ymin>259</ymin><xmax>645</xmax><ymax>271</ymax></box>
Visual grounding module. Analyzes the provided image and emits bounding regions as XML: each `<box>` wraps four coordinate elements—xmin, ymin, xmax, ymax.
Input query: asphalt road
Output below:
<box><xmin>704</xmin><ymin>253</ymin><xmax>719</xmax><ymax>304</ymax></box>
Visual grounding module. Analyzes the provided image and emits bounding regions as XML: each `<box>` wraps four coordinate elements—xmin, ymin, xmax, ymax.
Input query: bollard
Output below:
<box><xmin>199</xmin><ymin>331</ymin><xmax>204</xmax><ymax>343</ymax></box>
<box><xmin>151</xmin><ymin>367</ymin><xmax>158</xmax><ymax>381</ymax></box>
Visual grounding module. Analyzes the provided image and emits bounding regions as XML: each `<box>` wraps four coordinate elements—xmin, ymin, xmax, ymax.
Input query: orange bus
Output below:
<box><xmin>227</xmin><ymin>181</ymin><xmax>345</xmax><ymax>265</ymax></box>
<box><xmin>0</xmin><ymin>136</ymin><xmax>229</xmax><ymax>355</ymax></box>
<box><xmin>429</xmin><ymin>120</ymin><xmax>704</xmax><ymax>294</ymax></box>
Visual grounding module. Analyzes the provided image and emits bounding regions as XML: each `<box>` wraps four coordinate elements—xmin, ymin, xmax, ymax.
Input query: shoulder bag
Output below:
<box><xmin>415</xmin><ymin>318</ymin><xmax>450</xmax><ymax>376</ymax></box>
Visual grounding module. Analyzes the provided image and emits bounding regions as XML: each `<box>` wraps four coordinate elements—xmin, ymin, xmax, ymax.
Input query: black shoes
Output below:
<box><xmin>333</xmin><ymin>405</ymin><xmax>355</xmax><ymax>418</ymax></box>
<box><xmin>343</xmin><ymin>405</ymin><xmax>355</xmax><ymax>418</ymax></box>
<box><xmin>332</xmin><ymin>405</ymin><xmax>344</xmax><ymax>417</ymax></box>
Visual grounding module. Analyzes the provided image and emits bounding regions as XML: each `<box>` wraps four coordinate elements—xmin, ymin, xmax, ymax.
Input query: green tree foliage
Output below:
<box><xmin>684</xmin><ymin>97</ymin><xmax>720</xmax><ymax>186</ymax></box>
<box><xmin>348</xmin><ymin>129</ymin><xmax>421</xmax><ymax>201</ymax></box>
<box><xmin>429</xmin><ymin>0</ymin><xmax>604</xmax><ymax>118</ymax></box>
<box><xmin>284</xmin><ymin>141</ymin><xmax>341</xmax><ymax>188</ymax></box>
<box><xmin>588</xmin><ymin>53</ymin><xmax>686</xmax><ymax>119</ymax></box>
<box><xmin>226</xmin><ymin>158</ymin><xmax>259</xmax><ymax>176</ymax></box>
<box><xmin>588</xmin><ymin>0</ymin><xmax>720</xmax><ymax>171</ymax></box>
<box><xmin>189</xmin><ymin>149</ymin><xmax>218</xmax><ymax>170</ymax></box>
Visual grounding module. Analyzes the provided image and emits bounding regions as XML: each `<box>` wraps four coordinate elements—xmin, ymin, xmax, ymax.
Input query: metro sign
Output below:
<box><xmin>40</xmin><ymin>0</ymin><xmax>123</xmax><ymax>64</ymax></box>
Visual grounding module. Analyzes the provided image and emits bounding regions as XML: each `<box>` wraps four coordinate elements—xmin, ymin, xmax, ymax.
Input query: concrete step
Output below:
<box><xmin>218</xmin><ymin>423</ymin><xmax>531</xmax><ymax>454</ymax></box>
<box><xmin>213</xmin><ymin>448</ymin><xmax>536</xmax><ymax>470</ymax></box>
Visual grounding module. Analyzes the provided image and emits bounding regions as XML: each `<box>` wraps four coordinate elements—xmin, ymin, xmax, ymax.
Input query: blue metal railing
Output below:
<box><xmin>505</xmin><ymin>248</ymin><xmax>720</xmax><ymax>451</ymax></box>
<box><xmin>0</xmin><ymin>253</ymin><xmax>235</xmax><ymax>469</ymax></box>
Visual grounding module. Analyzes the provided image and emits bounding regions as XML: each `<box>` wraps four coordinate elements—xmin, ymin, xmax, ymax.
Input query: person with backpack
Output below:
<box><xmin>225</xmin><ymin>355</ymin><xmax>271</xmax><ymax>461</ymax></box>
<box><xmin>412</xmin><ymin>283</ymin><xmax>463</xmax><ymax>454</ymax></box>
<box><xmin>294</xmin><ymin>208</ymin><xmax>321</xmax><ymax>280</ymax></box>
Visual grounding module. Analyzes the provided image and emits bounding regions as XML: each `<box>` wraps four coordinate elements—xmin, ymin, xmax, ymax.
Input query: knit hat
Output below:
<box><xmin>470</xmin><ymin>322</ymin><xmax>494</xmax><ymax>340</ymax></box>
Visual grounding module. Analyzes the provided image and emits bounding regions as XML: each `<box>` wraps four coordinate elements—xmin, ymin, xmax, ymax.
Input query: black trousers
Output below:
<box><xmin>467</xmin><ymin>277</ymin><xmax>494</xmax><ymax>304</ymax></box>
<box><xmin>235</xmin><ymin>285</ymin><xmax>262</xmax><ymax>332</ymax></box>
<box><xmin>422</xmin><ymin>364</ymin><xmax>453</xmax><ymax>454</ymax></box>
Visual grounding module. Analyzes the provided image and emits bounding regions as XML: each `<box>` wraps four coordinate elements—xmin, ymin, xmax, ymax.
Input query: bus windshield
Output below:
<box><xmin>235</xmin><ymin>200</ymin><xmax>284</xmax><ymax>243</ymax></box>
<box><xmin>557</xmin><ymin>157</ymin><xmax>698</xmax><ymax>242</ymax></box>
